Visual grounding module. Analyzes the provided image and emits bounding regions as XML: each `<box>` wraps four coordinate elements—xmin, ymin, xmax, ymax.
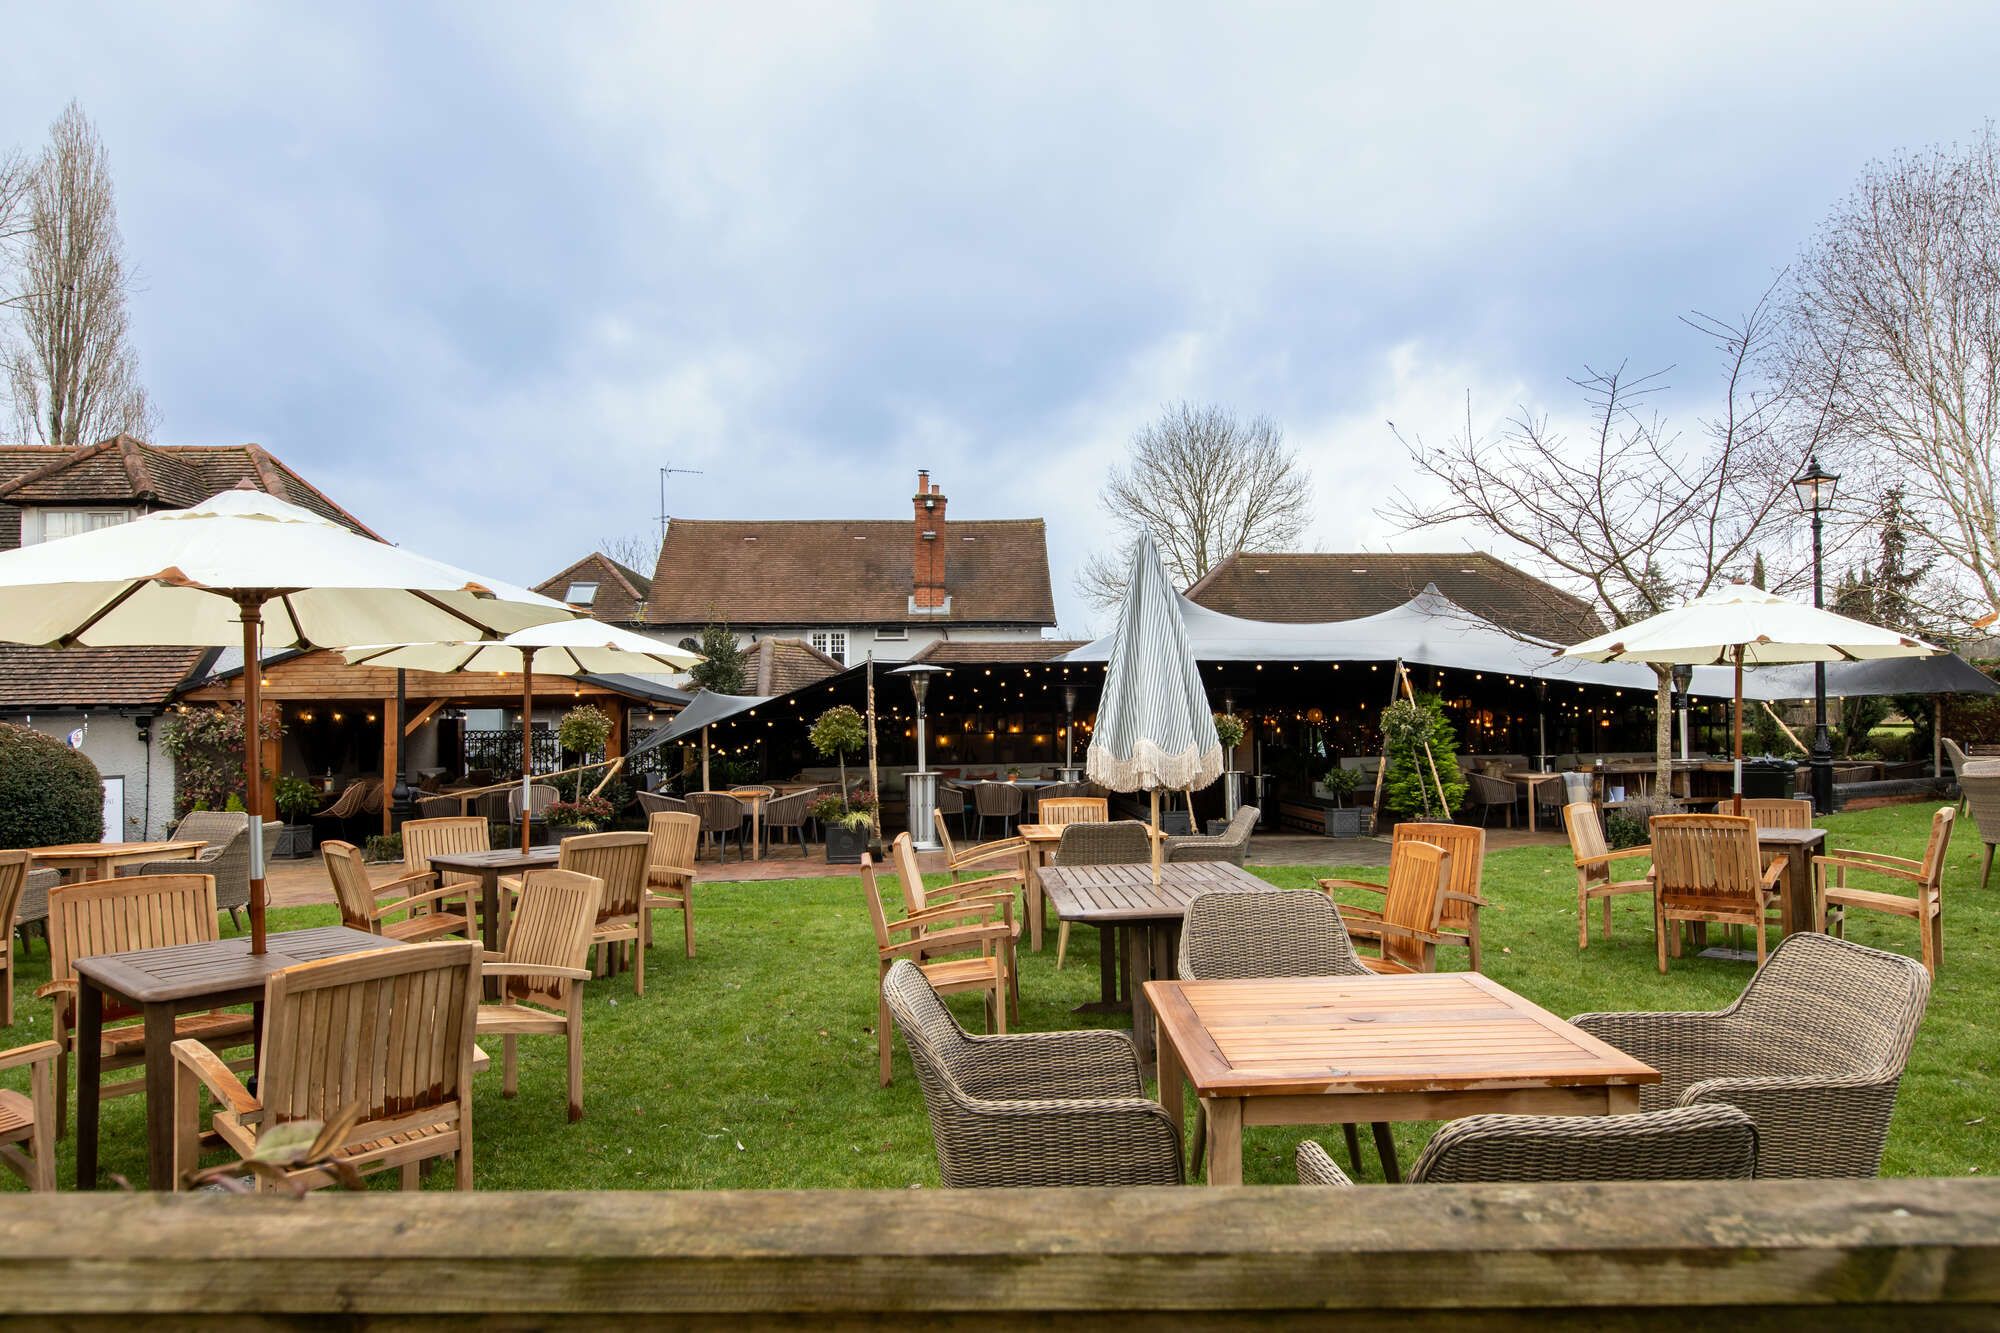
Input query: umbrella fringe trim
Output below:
<box><xmin>1086</xmin><ymin>740</ymin><xmax>1224</xmax><ymax>793</ymax></box>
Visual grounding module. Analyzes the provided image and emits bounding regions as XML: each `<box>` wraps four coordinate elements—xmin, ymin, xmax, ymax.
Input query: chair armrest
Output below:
<box><xmin>1576</xmin><ymin>846</ymin><xmax>1653</xmax><ymax>867</ymax></box>
<box><xmin>374</xmin><ymin>883</ymin><xmax>469</xmax><ymax>919</ymax></box>
<box><xmin>482</xmin><ymin>962</ymin><xmax>592</xmax><ymax>983</ymax></box>
<box><xmin>954</xmin><ymin>838</ymin><xmax>1027</xmax><ymax>869</ymax></box>
<box><xmin>0</xmin><ymin>1040</ymin><xmax>59</xmax><ymax>1073</ymax></box>
<box><xmin>1819</xmin><ymin>847</ymin><xmax>1920</xmax><ymax>872</ymax></box>
<box><xmin>1335</xmin><ymin>904</ymin><xmax>1385</xmax><ymax>924</ymax></box>
<box><xmin>33</xmin><ymin>978</ymin><xmax>76</xmax><ymax>1002</ymax></box>
<box><xmin>936</xmin><ymin>1096</ymin><xmax>1185</xmax><ymax>1186</ymax></box>
<box><xmin>878</xmin><ymin>922</ymin><xmax>1015</xmax><ymax>960</ymax></box>
<box><xmin>171</xmin><ymin>1038</ymin><xmax>261</xmax><ymax>1117</ymax></box>
<box><xmin>938</xmin><ymin>870</ymin><xmax>1024</xmax><ymax>896</ymax></box>
<box><xmin>373</xmin><ymin>869</ymin><xmax>438</xmax><ymax>898</ymax></box>
<box><xmin>1442</xmin><ymin>889</ymin><xmax>1489</xmax><ymax>908</ymax></box>
<box><xmin>1349</xmin><ymin>919</ymin><xmax>1440</xmax><ymax>946</ymax></box>
<box><xmin>647</xmin><ymin>864</ymin><xmax>697</xmax><ymax>882</ymax></box>
<box><xmin>924</xmin><ymin>891</ymin><xmax>1017</xmax><ymax>923</ymax></box>
<box><xmin>1296</xmin><ymin>1140</ymin><xmax>1357</xmax><ymax>1187</ymax></box>
<box><xmin>1813</xmin><ymin>853</ymin><xmax>1921</xmax><ymax>885</ymax></box>
<box><xmin>954</xmin><ymin>1028</ymin><xmax>1147</xmax><ymax>1099</ymax></box>
<box><xmin>893</xmin><ymin>900</ymin><xmax>1009</xmax><ymax>932</ymax></box>
<box><xmin>1317</xmin><ymin>877</ymin><xmax>1386</xmax><ymax>895</ymax></box>
<box><xmin>1759</xmin><ymin>855</ymin><xmax>1788</xmax><ymax>889</ymax></box>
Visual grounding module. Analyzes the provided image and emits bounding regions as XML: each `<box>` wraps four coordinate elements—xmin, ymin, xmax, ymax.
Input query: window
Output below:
<box><xmin>564</xmin><ymin>581</ymin><xmax>599</xmax><ymax>606</ymax></box>
<box><xmin>809</xmin><ymin>629</ymin><xmax>848</xmax><ymax>665</ymax></box>
<box><xmin>31</xmin><ymin>508</ymin><xmax>132</xmax><ymax>544</ymax></box>
<box><xmin>874</xmin><ymin>626</ymin><xmax>908</xmax><ymax>642</ymax></box>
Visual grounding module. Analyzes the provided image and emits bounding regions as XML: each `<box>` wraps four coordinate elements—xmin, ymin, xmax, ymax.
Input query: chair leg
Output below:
<box><xmin>400</xmin><ymin>1161</ymin><xmax>422</xmax><ymax>1190</ymax></box>
<box><xmin>1466</xmin><ymin>919</ymin><xmax>1482</xmax><ymax>973</ymax></box>
<box><xmin>633</xmin><ymin>932</ymin><xmax>645</xmax><ymax>997</ymax></box>
<box><xmin>1602</xmin><ymin>894</ymin><xmax>1613</xmax><ymax>940</ymax></box>
<box><xmin>54</xmin><ymin>1048</ymin><xmax>66</xmax><ymax>1140</ymax></box>
<box><xmin>683</xmin><ymin>900</ymin><xmax>696</xmax><ymax>959</ymax></box>
<box><xmin>502</xmin><ymin>1035</ymin><xmax>518</xmax><ymax>1097</ymax></box>
<box><xmin>878</xmin><ymin>978</ymin><xmax>894</xmax><ymax>1086</ymax></box>
<box><xmin>567</xmin><ymin>1002</ymin><xmax>585</xmax><ymax>1123</ymax></box>
<box><xmin>992</xmin><ymin>980</ymin><xmax>1006</xmax><ymax>1035</ymax></box>
<box><xmin>1983</xmin><ymin>842</ymin><xmax>1995</xmax><ymax>893</ymax></box>
<box><xmin>1656</xmin><ymin>903</ymin><xmax>1669</xmax><ymax>975</ymax></box>
<box><xmin>1578</xmin><ymin>889</ymin><xmax>1590</xmax><ymax>949</ymax></box>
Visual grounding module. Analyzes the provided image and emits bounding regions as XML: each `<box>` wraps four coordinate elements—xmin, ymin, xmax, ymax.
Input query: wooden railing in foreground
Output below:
<box><xmin>0</xmin><ymin>1179</ymin><xmax>1995</xmax><ymax>1326</ymax></box>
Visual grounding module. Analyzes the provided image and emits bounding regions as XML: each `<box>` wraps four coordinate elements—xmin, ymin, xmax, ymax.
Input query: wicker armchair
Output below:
<box><xmin>13</xmin><ymin>866</ymin><xmax>57</xmax><ymax>952</ymax></box>
<box><xmin>1942</xmin><ymin>737</ymin><xmax>1970</xmax><ymax>809</ymax></box>
<box><xmin>760</xmin><ymin>789</ymin><xmax>814</xmax><ymax>859</ymax></box>
<box><xmin>972</xmin><ymin>782</ymin><xmax>1025</xmax><ymax>840</ymax></box>
<box><xmin>636</xmin><ymin>790</ymin><xmax>690</xmax><ymax>818</ymax></box>
<box><xmin>1958</xmin><ymin>770</ymin><xmax>2000</xmax><ymax>890</ymax></box>
<box><xmin>1463</xmin><ymin>772</ymin><xmax>1518</xmax><ymax>828</ymax></box>
<box><xmin>1164</xmin><ymin>805</ymin><xmax>1259</xmax><ymax>865</ymax></box>
<box><xmin>1051</xmin><ymin>820</ymin><xmax>1153</xmax><ymax>969</ymax></box>
<box><xmin>508</xmin><ymin>782</ymin><xmax>559</xmax><ymax>829</ymax></box>
<box><xmin>117</xmin><ymin>811</ymin><xmax>277</xmax><ymax>930</ymax></box>
<box><xmin>881</xmin><ymin>958</ymin><xmax>1183</xmax><ymax>1186</ymax></box>
<box><xmin>687</xmin><ymin>792</ymin><xmax>749</xmax><ymax>862</ymax></box>
<box><xmin>1296</xmin><ymin>1103</ymin><xmax>1758</xmax><ymax>1187</ymax></box>
<box><xmin>415</xmin><ymin>793</ymin><xmax>463</xmax><ymax>820</ymax></box>
<box><xmin>1571</xmin><ymin>932</ymin><xmax>1930</xmax><ymax>1178</ymax></box>
<box><xmin>934</xmin><ymin>784</ymin><xmax>968</xmax><ymax>838</ymax></box>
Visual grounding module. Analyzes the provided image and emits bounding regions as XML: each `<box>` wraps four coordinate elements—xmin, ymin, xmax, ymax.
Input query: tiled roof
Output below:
<box><xmin>533</xmin><ymin>552</ymin><xmax>652</xmax><ymax>625</ymax></box>
<box><xmin>645</xmin><ymin>518</ymin><xmax>1054</xmax><ymax>628</ymax></box>
<box><xmin>0</xmin><ymin>645</ymin><xmax>208</xmax><ymax>709</ymax></box>
<box><xmin>910</xmin><ymin>640</ymin><xmax>1087</xmax><ymax>665</ymax></box>
<box><xmin>0</xmin><ymin>437</ymin><xmax>377</xmax><ymax>541</ymax></box>
<box><xmin>1186</xmin><ymin>552</ymin><xmax>1606</xmax><ymax>644</ymax></box>
<box><xmin>747</xmin><ymin>638</ymin><xmax>844</xmax><ymax>694</ymax></box>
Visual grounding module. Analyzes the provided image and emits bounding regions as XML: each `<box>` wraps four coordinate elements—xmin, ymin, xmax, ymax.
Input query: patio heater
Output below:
<box><xmin>1671</xmin><ymin>663</ymin><xmax>1694</xmax><ymax>762</ymax></box>
<box><xmin>893</xmin><ymin>663</ymin><xmax>949</xmax><ymax>850</ymax></box>
<box><xmin>1794</xmin><ymin>456</ymin><xmax>1840</xmax><ymax>814</ymax></box>
<box><xmin>1061</xmin><ymin>683</ymin><xmax>1084</xmax><ymax>781</ymax></box>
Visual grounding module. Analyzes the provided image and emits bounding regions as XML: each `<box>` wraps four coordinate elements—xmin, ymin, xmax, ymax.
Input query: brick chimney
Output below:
<box><xmin>911</xmin><ymin>469</ymin><xmax>950</xmax><ymax>613</ymax></box>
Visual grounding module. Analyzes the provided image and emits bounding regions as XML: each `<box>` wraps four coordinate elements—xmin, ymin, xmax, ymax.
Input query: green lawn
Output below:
<box><xmin>3</xmin><ymin>800</ymin><xmax>1993</xmax><ymax>1190</ymax></box>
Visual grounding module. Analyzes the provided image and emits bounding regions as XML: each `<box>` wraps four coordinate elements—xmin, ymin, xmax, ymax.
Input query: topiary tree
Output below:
<box><xmin>557</xmin><ymin>704</ymin><xmax>613</xmax><ymax>759</ymax></box>
<box><xmin>686</xmin><ymin>622</ymin><xmax>748</xmax><ymax>696</ymax></box>
<box><xmin>0</xmin><ymin>721</ymin><xmax>104</xmax><ymax>847</ymax></box>
<box><xmin>809</xmin><ymin>704</ymin><xmax>867</xmax><ymax>812</ymax></box>
<box><xmin>1380</xmin><ymin>694</ymin><xmax>1467</xmax><ymax>822</ymax></box>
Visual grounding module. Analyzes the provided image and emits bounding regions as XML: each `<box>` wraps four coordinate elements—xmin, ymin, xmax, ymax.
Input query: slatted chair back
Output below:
<box><xmin>1038</xmin><ymin>796</ymin><xmax>1108</xmax><ymax>827</ymax></box>
<box><xmin>1379</xmin><ymin>840</ymin><xmax>1450</xmax><ymax>973</ymax></box>
<box><xmin>889</xmin><ymin>831</ymin><xmax>939</xmax><ymax>914</ymax></box>
<box><xmin>47</xmin><ymin>875</ymin><xmax>221</xmax><ymax>1026</ymax></box>
<box><xmin>502</xmin><ymin>869</ymin><xmax>603</xmax><ymax>1007</ymax></box>
<box><xmin>1563</xmin><ymin>802</ymin><xmax>1615</xmax><ymax>885</ymax></box>
<box><xmin>860</xmin><ymin>854</ymin><xmax>898</xmax><ymax>953</ymax></box>
<box><xmin>256</xmin><ymin>940</ymin><xmax>478</xmax><ymax>1151</ymax></box>
<box><xmin>1054</xmin><ymin>820</ymin><xmax>1152</xmax><ymax>867</ymax></box>
<box><xmin>687</xmin><ymin>792</ymin><xmax>747</xmax><ymax>837</ymax></box>
<box><xmin>645</xmin><ymin>811</ymin><xmax>701</xmax><ymax>889</ymax></box>
<box><xmin>320</xmin><ymin>840</ymin><xmax>382</xmax><ymax>932</ymax></box>
<box><xmin>1391</xmin><ymin>822</ymin><xmax>1484</xmax><ymax>931</ymax></box>
<box><xmin>0</xmin><ymin>851</ymin><xmax>26</xmax><ymax>942</ymax></box>
<box><xmin>1740</xmin><ymin>798</ymin><xmax>1814</xmax><ymax>830</ymax></box>
<box><xmin>558</xmin><ymin>832</ymin><xmax>650</xmax><ymax>923</ymax></box>
<box><xmin>1406</xmin><ymin>1105</ymin><xmax>1759</xmax><ymax>1184</ymax></box>
<box><xmin>1650</xmin><ymin>815</ymin><xmax>1764</xmax><ymax>919</ymax></box>
<box><xmin>1178</xmin><ymin>890</ymin><xmax>1368</xmax><ymax>981</ymax></box>
<box><xmin>402</xmin><ymin>816</ymin><xmax>490</xmax><ymax>889</ymax></box>
<box><xmin>973</xmin><ymin>782</ymin><xmax>1023</xmax><ymax>817</ymax></box>
<box><xmin>1917</xmin><ymin>806</ymin><xmax>1956</xmax><ymax>891</ymax></box>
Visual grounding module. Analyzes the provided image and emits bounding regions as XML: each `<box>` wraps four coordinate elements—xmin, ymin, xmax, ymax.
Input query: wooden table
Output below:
<box><xmin>423</xmin><ymin>845</ymin><xmax>562</xmax><ymax>955</ymax></box>
<box><xmin>1148</xmin><ymin>973</ymin><xmax>1659</xmax><ymax>1185</ymax></box>
<box><xmin>728</xmin><ymin>788</ymin><xmax>772</xmax><ymax>859</ymax></box>
<box><xmin>1501</xmin><ymin>773</ymin><xmax>1564</xmax><ymax>832</ymax></box>
<box><xmin>1015</xmin><ymin>823</ymin><xmax>1067</xmax><ymax>952</ymax></box>
<box><xmin>1760</xmin><ymin>827</ymin><xmax>1828</xmax><ymax>936</ymax></box>
<box><xmin>1035</xmin><ymin>861</ymin><xmax>1269</xmax><ymax>1064</ymax></box>
<box><xmin>73</xmin><ymin>925</ymin><xmax>400</xmax><ymax>1190</ymax></box>
<box><xmin>31</xmin><ymin>840</ymin><xmax>205</xmax><ymax>882</ymax></box>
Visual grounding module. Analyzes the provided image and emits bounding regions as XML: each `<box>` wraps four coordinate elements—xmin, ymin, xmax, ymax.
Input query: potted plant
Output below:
<box><xmin>545</xmin><ymin>795</ymin><xmax>615</xmax><ymax>840</ymax></box>
<box><xmin>1213</xmin><ymin>712</ymin><xmax>1248</xmax><ymax>817</ymax></box>
<box><xmin>557</xmin><ymin>704</ymin><xmax>613</xmax><ymax>761</ymax></box>
<box><xmin>272</xmin><ymin>775</ymin><xmax>321</xmax><ymax>858</ymax></box>
<box><xmin>1318</xmin><ymin>766</ymin><xmax>1365</xmax><ymax>837</ymax></box>
<box><xmin>809</xmin><ymin>705</ymin><xmax>872</xmax><ymax>862</ymax></box>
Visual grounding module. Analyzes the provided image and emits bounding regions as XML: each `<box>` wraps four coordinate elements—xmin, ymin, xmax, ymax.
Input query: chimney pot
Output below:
<box><xmin>912</xmin><ymin>472</ymin><xmax>949</xmax><ymax>610</ymax></box>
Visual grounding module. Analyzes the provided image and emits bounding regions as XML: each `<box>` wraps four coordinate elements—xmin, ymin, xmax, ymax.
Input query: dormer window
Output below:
<box><xmin>27</xmin><ymin>508</ymin><xmax>133</xmax><ymax>545</ymax></box>
<box><xmin>565</xmin><ymin>581</ymin><xmax>599</xmax><ymax>606</ymax></box>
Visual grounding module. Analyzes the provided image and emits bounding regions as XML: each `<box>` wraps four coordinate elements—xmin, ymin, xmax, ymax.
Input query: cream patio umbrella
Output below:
<box><xmin>344</xmin><ymin>618</ymin><xmax>702</xmax><ymax>851</ymax></box>
<box><xmin>1558</xmin><ymin>582</ymin><xmax>1939</xmax><ymax>812</ymax></box>
<box><xmin>1086</xmin><ymin>533</ymin><xmax>1224</xmax><ymax>883</ymax></box>
<box><xmin>0</xmin><ymin>485</ymin><xmax>578</xmax><ymax>952</ymax></box>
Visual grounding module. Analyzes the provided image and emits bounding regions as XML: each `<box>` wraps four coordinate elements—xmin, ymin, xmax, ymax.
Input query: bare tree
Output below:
<box><xmin>1382</xmin><ymin>290</ymin><xmax>1817</xmax><ymax>788</ymax></box>
<box><xmin>3</xmin><ymin>102</ymin><xmax>157</xmax><ymax>445</ymax></box>
<box><xmin>0</xmin><ymin>148</ymin><xmax>32</xmax><ymax>279</ymax></box>
<box><xmin>597</xmin><ymin>530</ymin><xmax>664</xmax><ymax>576</ymax></box>
<box><xmin>1076</xmin><ymin>401</ymin><xmax>1313</xmax><ymax>607</ymax></box>
<box><xmin>1785</xmin><ymin>125</ymin><xmax>2000</xmax><ymax>629</ymax></box>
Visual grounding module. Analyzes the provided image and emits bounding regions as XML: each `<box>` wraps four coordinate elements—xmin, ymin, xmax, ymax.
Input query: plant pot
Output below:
<box><xmin>824</xmin><ymin>822</ymin><xmax>870</xmax><ymax>865</ymax></box>
<box><xmin>1324</xmin><ymin>805</ymin><xmax>1365</xmax><ymax>838</ymax></box>
<box><xmin>273</xmin><ymin>823</ymin><xmax>314</xmax><ymax>859</ymax></box>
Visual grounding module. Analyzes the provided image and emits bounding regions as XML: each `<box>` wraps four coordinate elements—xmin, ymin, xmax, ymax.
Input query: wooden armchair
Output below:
<box><xmin>321</xmin><ymin>840</ymin><xmax>470</xmax><ymax>943</ymax></box>
<box><xmin>1741</xmin><ymin>798</ymin><xmax>1814</xmax><ymax>830</ymax></box>
<box><xmin>1815</xmin><ymin>806</ymin><xmax>1954</xmax><ymax>975</ymax></box>
<box><xmin>1320</xmin><ymin>839</ymin><xmax>1452</xmax><ymax>974</ymax></box>
<box><xmin>893</xmin><ymin>833</ymin><xmax>1020</xmax><ymax>1022</ymax></box>
<box><xmin>1036</xmin><ymin>796</ymin><xmax>1108</xmax><ymax>827</ymax></box>
<box><xmin>1650</xmin><ymin>814</ymin><xmax>1784</xmax><ymax>973</ymax></box>
<box><xmin>0</xmin><ymin>1040</ymin><xmax>58</xmax><ymax>1190</ymax></box>
<box><xmin>402</xmin><ymin>815</ymin><xmax>492</xmax><ymax>920</ymax></box>
<box><xmin>932</xmin><ymin>810</ymin><xmax>1029</xmax><ymax>886</ymax></box>
<box><xmin>506</xmin><ymin>833</ymin><xmax>651</xmax><ymax>996</ymax></box>
<box><xmin>1379</xmin><ymin>823</ymin><xmax>1487</xmax><ymax>969</ymax></box>
<box><xmin>861</xmin><ymin>852</ymin><xmax>1010</xmax><ymax>1086</ymax></box>
<box><xmin>643</xmin><ymin>810</ymin><xmax>701</xmax><ymax>959</ymax></box>
<box><xmin>1564</xmin><ymin>802</ymin><xmax>1654</xmax><ymax>949</ymax></box>
<box><xmin>173</xmin><ymin>940</ymin><xmax>481</xmax><ymax>1191</ymax></box>
<box><xmin>479</xmin><ymin>869</ymin><xmax>601</xmax><ymax>1122</ymax></box>
<box><xmin>0</xmin><ymin>851</ymin><xmax>28</xmax><ymax>1028</ymax></box>
<box><xmin>38</xmin><ymin>874</ymin><xmax>254</xmax><ymax>1137</ymax></box>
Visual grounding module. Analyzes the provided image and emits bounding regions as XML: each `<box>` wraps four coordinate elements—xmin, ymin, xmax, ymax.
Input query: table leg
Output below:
<box><xmin>1526</xmin><ymin>790</ymin><xmax>1537</xmax><ymax>834</ymax></box>
<box><xmin>1155</xmin><ymin>1017</ymin><xmax>1185</xmax><ymax>1158</ymax></box>
<box><xmin>1128</xmin><ymin>925</ymin><xmax>1157</xmax><ymax>1067</ymax></box>
<box><xmin>76</xmin><ymin>982</ymin><xmax>103</xmax><ymax>1190</ymax></box>
<box><xmin>1098</xmin><ymin>924</ymin><xmax>1116</xmax><ymax>1004</ymax></box>
<box><xmin>143</xmin><ymin>1002</ymin><xmax>177</xmax><ymax>1190</ymax></box>
<box><xmin>1204</xmin><ymin>1096</ymin><xmax>1243</xmax><ymax>1185</ymax></box>
<box><xmin>481</xmin><ymin>869</ymin><xmax>502</xmax><ymax>1000</ymax></box>
<box><xmin>1024</xmin><ymin>849</ymin><xmax>1043</xmax><ymax>953</ymax></box>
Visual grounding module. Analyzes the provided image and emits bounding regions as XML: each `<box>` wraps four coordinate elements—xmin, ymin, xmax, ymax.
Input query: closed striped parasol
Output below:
<box><xmin>1087</xmin><ymin>533</ymin><xmax>1223</xmax><ymax>880</ymax></box>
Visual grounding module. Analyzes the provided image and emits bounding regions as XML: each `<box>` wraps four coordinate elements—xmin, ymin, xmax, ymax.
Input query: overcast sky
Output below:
<box><xmin>6</xmin><ymin>4</ymin><xmax>1998</xmax><ymax>634</ymax></box>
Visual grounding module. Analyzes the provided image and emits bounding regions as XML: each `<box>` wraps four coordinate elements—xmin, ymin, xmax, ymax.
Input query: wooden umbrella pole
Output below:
<box><xmin>1732</xmin><ymin>645</ymin><xmax>1745</xmax><ymax>816</ymax></box>
<box><xmin>239</xmin><ymin>595</ymin><xmax>268</xmax><ymax>956</ymax></box>
<box><xmin>866</xmin><ymin>659</ymin><xmax>882</xmax><ymax>840</ymax></box>
<box><xmin>1149</xmin><ymin>787</ymin><xmax>1162</xmax><ymax>886</ymax></box>
<box><xmin>702</xmin><ymin>729</ymin><xmax>710</xmax><ymax>790</ymax></box>
<box><xmin>520</xmin><ymin>646</ymin><xmax>537</xmax><ymax>853</ymax></box>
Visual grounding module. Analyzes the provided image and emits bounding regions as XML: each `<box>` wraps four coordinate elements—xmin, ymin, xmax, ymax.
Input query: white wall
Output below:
<box><xmin>16</xmin><ymin>711</ymin><xmax>175</xmax><ymax>842</ymax></box>
<box><xmin>721</xmin><ymin>624</ymin><xmax>1052</xmax><ymax>666</ymax></box>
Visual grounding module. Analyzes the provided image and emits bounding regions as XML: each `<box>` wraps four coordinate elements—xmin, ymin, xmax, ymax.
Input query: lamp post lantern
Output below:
<box><xmin>1670</xmin><ymin>663</ymin><xmax>1694</xmax><ymax>762</ymax></box>
<box><xmin>893</xmin><ymin>663</ymin><xmax>949</xmax><ymax>849</ymax></box>
<box><xmin>1794</xmin><ymin>456</ymin><xmax>1840</xmax><ymax>814</ymax></box>
<box><xmin>1062</xmin><ymin>684</ymin><xmax>1081</xmax><ymax>779</ymax></box>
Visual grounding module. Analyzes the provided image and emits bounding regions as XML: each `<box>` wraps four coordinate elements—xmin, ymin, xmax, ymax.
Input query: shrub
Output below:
<box><xmin>363</xmin><ymin>833</ymin><xmax>403</xmax><ymax>863</ymax></box>
<box><xmin>687</xmin><ymin>622</ymin><xmax>748</xmax><ymax>695</ymax></box>
<box><xmin>0</xmin><ymin>722</ymin><xmax>104</xmax><ymax>848</ymax></box>
<box><xmin>547</xmin><ymin>796</ymin><xmax>615</xmax><ymax>830</ymax></box>
<box><xmin>160</xmin><ymin>703</ymin><xmax>282</xmax><ymax>818</ymax></box>
<box><xmin>1380</xmin><ymin>695</ymin><xmax>1467</xmax><ymax>821</ymax></box>
<box><xmin>1212</xmin><ymin>712</ymin><xmax>1247</xmax><ymax>754</ymax></box>
<box><xmin>1603</xmin><ymin>794</ymin><xmax>1683</xmax><ymax>850</ymax></box>
<box><xmin>272</xmin><ymin>775</ymin><xmax>320</xmax><ymax>824</ymax></box>
<box><xmin>557</xmin><ymin>704</ymin><xmax>613</xmax><ymax>758</ymax></box>
<box><xmin>1319</xmin><ymin>766</ymin><xmax>1363</xmax><ymax>806</ymax></box>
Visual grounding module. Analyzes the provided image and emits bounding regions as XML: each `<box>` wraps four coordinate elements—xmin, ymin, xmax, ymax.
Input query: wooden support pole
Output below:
<box><xmin>238</xmin><ymin>596</ymin><xmax>268</xmax><ymax>956</ymax></box>
<box><xmin>402</xmin><ymin>698</ymin><xmax>445</xmax><ymax>737</ymax></box>
<box><xmin>382</xmin><ymin>692</ymin><xmax>399</xmax><ymax>836</ymax></box>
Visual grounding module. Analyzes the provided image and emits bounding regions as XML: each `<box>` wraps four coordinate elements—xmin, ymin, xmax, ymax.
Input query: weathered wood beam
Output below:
<box><xmin>0</xmin><ymin>1180</ymin><xmax>1993</xmax><ymax>1326</ymax></box>
<box><xmin>402</xmin><ymin>698</ymin><xmax>445</xmax><ymax>737</ymax></box>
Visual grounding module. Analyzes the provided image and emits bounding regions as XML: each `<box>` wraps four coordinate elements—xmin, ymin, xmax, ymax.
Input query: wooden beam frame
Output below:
<box><xmin>403</xmin><ymin>699</ymin><xmax>445</xmax><ymax>737</ymax></box>
<box><xmin>0</xmin><ymin>1179</ymin><xmax>1994</xmax><ymax>1324</ymax></box>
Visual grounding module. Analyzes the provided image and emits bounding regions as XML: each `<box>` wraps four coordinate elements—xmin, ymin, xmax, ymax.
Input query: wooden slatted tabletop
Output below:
<box><xmin>1036</xmin><ymin>860</ymin><xmax>1266</xmax><ymax>924</ymax></box>
<box><xmin>1147</xmin><ymin>973</ymin><xmax>1658</xmax><ymax>1185</ymax></box>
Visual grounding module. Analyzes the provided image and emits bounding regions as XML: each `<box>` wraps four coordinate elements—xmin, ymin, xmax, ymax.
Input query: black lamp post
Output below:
<box><xmin>1794</xmin><ymin>455</ymin><xmax>1840</xmax><ymax>814</ymax></box>
<box><xmin>1670</xmin><ymin>663</ymin><xmax>1693</xmax><ymax>761</ymax></box>
<box><xmin>892</xmin><ymin>663</ymin><xmax>949</xmax><ymax>849</ymax></box>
